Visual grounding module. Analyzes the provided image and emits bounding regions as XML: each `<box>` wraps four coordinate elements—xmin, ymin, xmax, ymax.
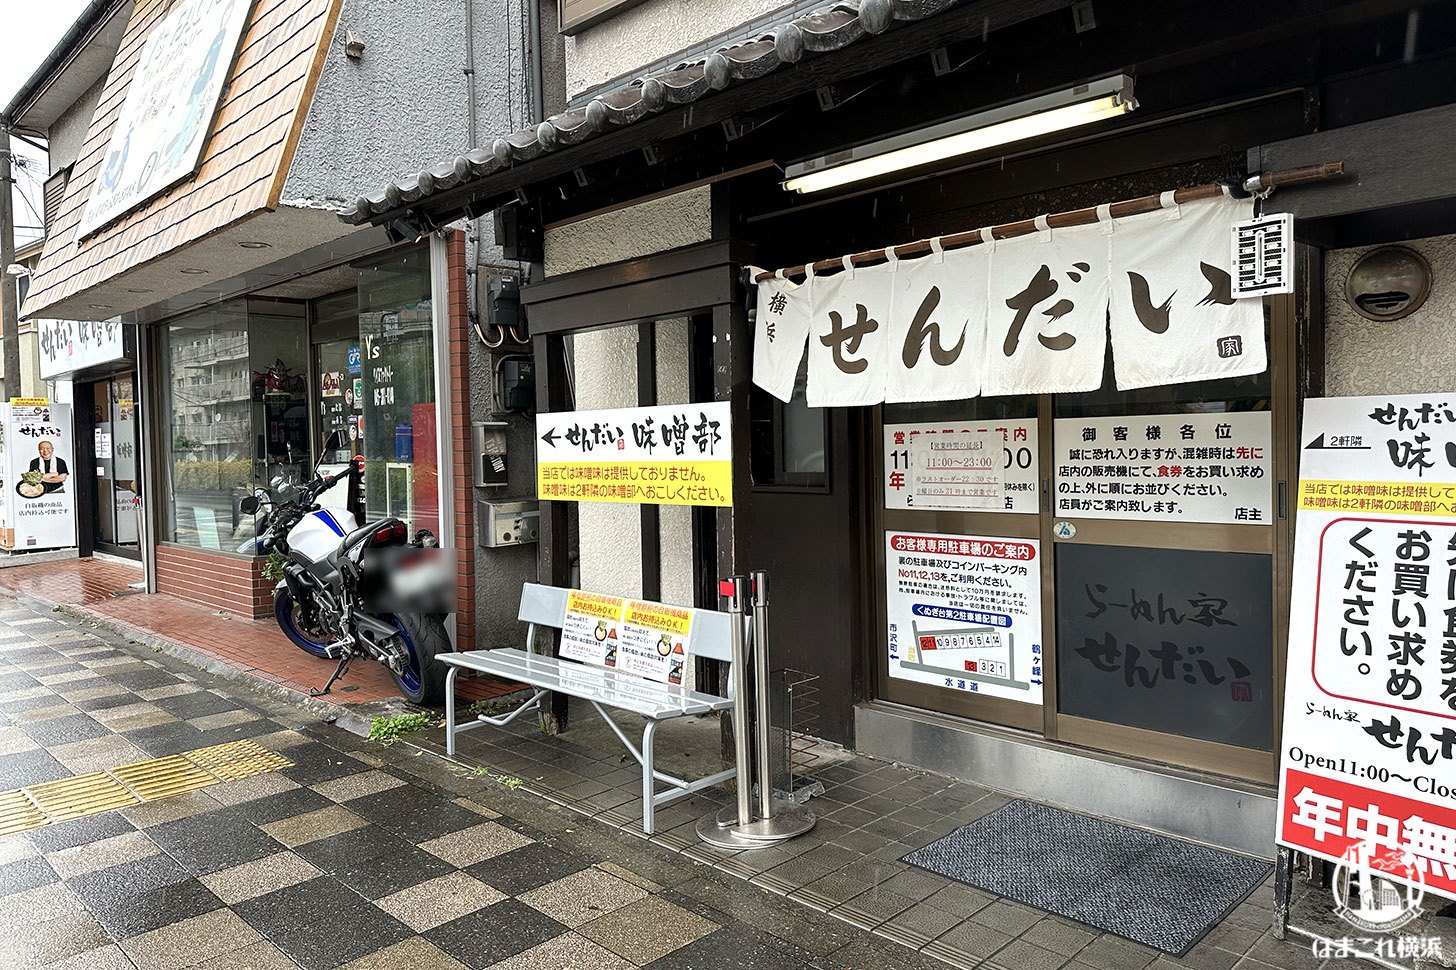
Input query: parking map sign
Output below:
<box><xmin>1277</xmin><ymin>395</ymin><xmax>1456</xmax><ymax>902</ymax></box>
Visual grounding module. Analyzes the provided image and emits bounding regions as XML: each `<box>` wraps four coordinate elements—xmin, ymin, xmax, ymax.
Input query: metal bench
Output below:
<box><xmin>441</xmin><ymin>583</ymin><xmax>737</xmax><ymax>834</ymax></box>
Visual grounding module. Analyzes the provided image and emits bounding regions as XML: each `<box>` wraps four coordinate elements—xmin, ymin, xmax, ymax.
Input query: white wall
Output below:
<box><xmin>564</xmin><ymin>0</ymin><xmax>785</xmax><ymax>98</ymax></box>
<box><xmin>543</xmin><ymin>187</ymin><xmax>712</xmax><ymax>606</ymax></box>
<box><xmin>1325</xmin><ymin>234</ymin><xmax>1456</xmax><ymax>396</ymax></box>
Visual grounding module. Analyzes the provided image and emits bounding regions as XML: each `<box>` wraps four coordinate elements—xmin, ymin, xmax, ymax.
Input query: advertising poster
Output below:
<box><xmin>618</xmin><ymin>600</ymin><xmax>693</xmax><ymax>685</ymax></box>
<box><xmin>537</xmin><ymin>402</ymin><xmax>732</xmax><ymax>507</ymax></box>
<box><xmin>884</xmin><ymin>419</ymin><xmax>1038</xmax><ymax>514</ymax></box>
<box><xmin>1053</xmin><ymin>411</ymin><xmax>1271</xmax><ymax>524</ymax></box>
<box><xmin>1277</xmin><ymin>394</ymin><xmax>1456</xmax><ymax>902</ymax></box>
<box><xmin>559</xmin><ymin>590</ymin><xmax>626</xmax><ymax>667</ymax></box>
<box><xmin>1</xmin><ymin>402</ymin><xmax>77</xmax><ymax>551</ymax></box>
<box><xmin>885</xmin><ymin>531</ymin><xmax>1043</xmax><ymax>706</ymax></box>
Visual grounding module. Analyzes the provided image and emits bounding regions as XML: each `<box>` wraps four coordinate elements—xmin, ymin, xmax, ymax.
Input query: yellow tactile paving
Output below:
<box><xmin>0</xmin><ymin>738</ymin><xmax>292</xmax><ymax>836</ymax></box>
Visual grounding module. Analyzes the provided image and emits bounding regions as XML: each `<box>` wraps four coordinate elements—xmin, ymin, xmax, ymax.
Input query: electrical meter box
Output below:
<box><xmin>472</xmin><ymin>421</ymin><xmax>509</xmax><ymax>488</ymax></box>
<box><xmin>479</xmin><ymin>499</ymin><xmax>539</xmax><ymax>547</ymax></box>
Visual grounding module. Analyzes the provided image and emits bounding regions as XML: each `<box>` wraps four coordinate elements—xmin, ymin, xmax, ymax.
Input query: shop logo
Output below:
<box><xmin>1216</xmin><ymin>335</ymin><xmax>1244</xmax><ymax>359</ymax></box>
<box><xmin>1331</xmin><ymin>839</ymin><xmax>1424</xmax><ymax>932</ymax></box>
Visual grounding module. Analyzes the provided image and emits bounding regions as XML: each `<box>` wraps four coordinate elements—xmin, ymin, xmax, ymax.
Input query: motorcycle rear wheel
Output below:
<box><xmin>390</xmin><ymin>613</ymin><xmax>452</xmax><ymax>707</ymax></box>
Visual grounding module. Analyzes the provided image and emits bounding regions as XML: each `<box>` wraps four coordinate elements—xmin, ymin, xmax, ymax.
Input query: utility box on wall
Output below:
<box><xmin>472</xmin><ymin>421</ymin><xmax>509</xmax><ymax>488</ymax></box>
<box><xmin>478</xmin><ymin>499</ymin><xmax>539</xmax><ymax>547</ymax></box>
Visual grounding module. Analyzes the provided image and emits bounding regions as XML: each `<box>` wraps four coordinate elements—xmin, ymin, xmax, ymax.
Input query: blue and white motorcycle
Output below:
<box><xmin>239</xmin><ymin>432</ymin><xmax>452</xmax><ymax>705</ymax></box>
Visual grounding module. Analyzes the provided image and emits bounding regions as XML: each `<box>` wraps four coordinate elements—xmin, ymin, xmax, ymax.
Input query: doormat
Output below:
<box><xmin>901</xmin><ymin>800</ymin><xmax>1272</xmax><ymax>955</ymax></box>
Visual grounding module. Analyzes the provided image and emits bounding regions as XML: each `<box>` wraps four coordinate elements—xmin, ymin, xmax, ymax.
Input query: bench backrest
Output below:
<box><xmin>517</xmin><ymin>582</ymin><xmax>735</xmax><ymax>663</ymax></box>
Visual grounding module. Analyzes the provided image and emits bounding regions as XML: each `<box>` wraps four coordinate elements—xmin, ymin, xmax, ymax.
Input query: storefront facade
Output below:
<box><xmin>20</xmin><ymin>0</ymin><xmax>546</xmax><ymax>648</ymax></box>
<box><xmin>351</xmin><ymin>0</ymin><xmax>1456</xmax><ymax>854</ymax></box>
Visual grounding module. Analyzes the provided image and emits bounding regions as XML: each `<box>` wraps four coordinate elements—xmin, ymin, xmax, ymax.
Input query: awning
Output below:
<box><xmin>340</xmin><ymin>0</ymin><xmax>1072</xmax><ymax>229</ymax></box>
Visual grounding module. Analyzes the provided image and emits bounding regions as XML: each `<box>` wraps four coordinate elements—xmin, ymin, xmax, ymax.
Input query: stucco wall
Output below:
<box><xmin>1325</xmin><ymin>234</ymin><xmax>1456</xmax><ymax>396</ymax></box>
<box><xmin>282</xmin><ymin>0</ymin><xmax>525</xmax><ymax>215</ymax></box>
<box><xmin>47</xmin><ymin>78</ymin><xmax>106</xmax><ymax>175</ymax></box>
<box><xmin>564</xmin><ymin>0</ymin><xmax>786</xmax><ymax>98</ymax></box>
<box><xmin>543</xmin><ymin>186</ymin><xmax>710</xmax><ymax>606</ymax></box>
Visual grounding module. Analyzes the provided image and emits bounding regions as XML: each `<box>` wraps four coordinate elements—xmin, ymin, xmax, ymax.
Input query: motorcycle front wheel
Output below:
<box><xmin>274</xmin><ymin>588</ymin><xmax>338</xmax><ymax>659</ymax></box>
<box><xmin>390</xmin><ymin>613</ymin><xmax>452</xmax><ymax>707</ymax></box>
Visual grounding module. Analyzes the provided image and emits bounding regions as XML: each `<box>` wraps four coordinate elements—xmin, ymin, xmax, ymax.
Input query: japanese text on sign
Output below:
<box><xmin>537</xmin><ymin>402</ymin><xmax>732</xmax><ymax>507</ymax></box>
<box><xmin>1053</xmin><ymin>411</ymin><xmax>1271</xmax><ymax>525</ymax></box>
<box><xmin>1278</xmin><ymin>394</ymin><xmax>1456</xmax><ymax>901</ymax></box>
<box><xmin>885</xmin><ymin>531</ymin><xmax>1044</xmax><ymax>707</ymax></box>
<box><xmin>884</xmin><ymin>420</ymin><xmax>1038</xmax><ymax>514</ymax></box>
<box><xmin>558</xmin><ymin>589</ymin><xmax>697</xmax><ymax>686</ymax></box>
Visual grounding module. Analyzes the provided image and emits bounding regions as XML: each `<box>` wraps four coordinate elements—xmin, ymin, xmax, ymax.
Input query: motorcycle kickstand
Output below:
<box><xmin>311</xmin><ymin>652</ymin><xmax>352</xmax><ymax>697</ymax></box>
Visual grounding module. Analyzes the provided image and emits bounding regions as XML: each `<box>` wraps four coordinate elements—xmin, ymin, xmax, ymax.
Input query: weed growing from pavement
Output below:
<box><xmin>367</xmin><ymin>711</ymin><xmax>434</xmax><ymax>744</ymax></box>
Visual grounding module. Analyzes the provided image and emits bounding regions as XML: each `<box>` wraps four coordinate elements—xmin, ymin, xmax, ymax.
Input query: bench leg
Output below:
<box><xmin>444</xmin><ymin>666</ymin><xmax>459</xmax><ymax>757</ymax></box>
<box><xmin>642</xmin><ymin>719</ymin><xmax>661</xmax><ymax>836</ymax></box>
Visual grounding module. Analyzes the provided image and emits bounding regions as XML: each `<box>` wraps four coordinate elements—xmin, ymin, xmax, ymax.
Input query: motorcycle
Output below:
<box><xmin>239</xmin><ymin>431</ymin><xmax>453</xmax><ymax>705</ymax></box>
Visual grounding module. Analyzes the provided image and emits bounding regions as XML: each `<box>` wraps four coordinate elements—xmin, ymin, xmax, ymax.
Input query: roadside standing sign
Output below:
<box><xmin>536</xmin><ymin>402</ymin><xmax>732</xmax><ymax>507</ymax></box>
<box><xmin>1277</xmin><ymin>394</ymin><xmax>1456</xmax><ymax>903</ymax></box>
<box><xmin>0</xmin><ymin>401</ymin><xmax>77</xmax><ymax>551</ymax></box>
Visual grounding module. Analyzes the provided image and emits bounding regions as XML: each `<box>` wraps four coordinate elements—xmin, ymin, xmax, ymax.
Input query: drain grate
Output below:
<box><xmin>0</xmin><ymin>738</ymin><xmax>292</xmax><ymax>836</ymax></box>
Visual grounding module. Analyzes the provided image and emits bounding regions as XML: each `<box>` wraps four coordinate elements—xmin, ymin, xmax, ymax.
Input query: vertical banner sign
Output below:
<box><xmin>1109</xmin><ymin>197</ymin><xmax>1267</xmax><ymax>390</ymax></box>
<box><xmin>559</xmin><ymin>590</ymin><xmax>626</xmax><ymax>667</ymax></box>
<box><xmin>536</xmin><ymin>402</ymin><xmax>732</xmax><ymax>507</ymax></box>
<box><xmin>1231</xmin><ymin>212</ymin><xmax>1294</xmax><ymax>298</ymax></box>
<box><xmin>983</xmin><ymin>221</ymin><xmax>1110</xmax><ymax>396</ymax></box>
<box><xmin>884</xmin><ymin>420</ymin><xmax>1038</xmax><ymax>514</ymax></box>
<box><xmin>807</xmin><ymin>259</ymin><xmax>891</xmax><ymax>407</ymax></box>
<box><xmin>1054</xmin><ymin>411</ymin><xmax>1272</xmax><ymax>525</ymax></box>
<box><xmin>619</xmin><ymin>601</ymin><xmax>693</xmax><ymax>685</ymax></box>
<box><xmin>1277</xmin><ymin>394</ymin><xmax>1456</xmax><ymax>902</ymax></box>
<box><xmin>751</xmin><ymin>268</ymin><xmax>813</xmax><ymax>403</ymax></box>
<box><xmin>885</xmin><ymin>245</ymin><xmax>987</xmax><ymax>404</ymax></box>
<box><xmin>1</xmin><ymin>402</ymin><xmax>77</xmax><ymax>551</ymax></box>
<box><xmin>885</xmin><ymin>532</ymin><xmax>1044</xmax><ymax>706</ymax></box>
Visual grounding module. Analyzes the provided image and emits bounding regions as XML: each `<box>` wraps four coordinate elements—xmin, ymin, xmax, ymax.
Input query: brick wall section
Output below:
<box><xmin>155</xmin><ymin>544</ymin><xmax>273</xmax><ymax>619</ymax></box>
<box><xmin>447</xmin><ymin>231</ymin><xmax>476</xmax><ymax>651</ymax></box>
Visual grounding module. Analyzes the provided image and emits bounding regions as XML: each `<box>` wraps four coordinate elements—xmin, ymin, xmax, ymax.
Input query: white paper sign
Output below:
<box><xmin>1</xmin><ymin>403</ymin><xmax>77</xmax><ymax>551</ymax></box>
<box><xmin>884</xmin><ymin>420</ymin><xmax>1038</xmax><ymax>514</ymax></box>
<box><xmin>983</xmin><ymin>221</ymin><xmax>1110</xmax><ymax>396</ymax></box>
<box><xmin>906</xmin><ymin>431</ymin><xmax>1002</xmax><ymax>510</ymax></box>
<box><xmin>885</xmin><ymin>531</ymin><xmax>1043</xmax><ymax>706</ymax></box>
<box><xmin>751</xmin><ymin>268</ymin><xmax>813</xmax><ymax>403</ymax></box>
<box><xmin>807</xmin><ymin>259</ymin><xmax>890</xmax><ymax>407</ymax></box>
<box><xmin>1053</xmin><ymin>411</ymin><xmax>1271</xmax><ymax>525</ymax></box>
<box><xmin>885</xmin><ymin>246</ymin><xmax>986</xmax><ymax>404</ymax></box>
<box><xmin>1277</xmin><ymin>394</ymin><xmax>1456</xmax><ymax>903</ymax></box>
<box><xmin>617</xmin><ymin>600</ymin><xmax>693</xmax><ymax>686</ymax></box>
<box><xmin>559</xmin><ymin>590</ymin><xmax>625</xmax><ymax>667</ymax></box>
<box><xmin>1109</xmin><ymin>197</ymin><xmax>1267</xmax><ymax>390</ymax></box>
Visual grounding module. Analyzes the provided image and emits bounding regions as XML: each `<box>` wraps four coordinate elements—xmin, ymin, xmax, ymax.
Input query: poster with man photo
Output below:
<box><xmin>1</xmin><ymin>403</ymin><xmax>77</xmax><ymax>551</ymax></box>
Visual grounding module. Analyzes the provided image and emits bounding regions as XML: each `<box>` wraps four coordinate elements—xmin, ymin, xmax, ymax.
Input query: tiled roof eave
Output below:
<box><xmin>341</xmin><ymin>0</ymin><xmax>966</xmax><ymax>225</ymax></box>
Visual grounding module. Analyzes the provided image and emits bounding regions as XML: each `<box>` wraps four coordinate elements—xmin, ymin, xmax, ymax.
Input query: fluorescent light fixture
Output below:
<box><xmin>783</xmin><ymin>75</ymin><xmax>1137</xmax><ymax>194</ymax></box>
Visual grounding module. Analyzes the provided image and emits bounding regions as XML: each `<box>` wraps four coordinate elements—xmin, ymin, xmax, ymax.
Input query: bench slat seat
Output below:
<box><xmin>441</xmin><ymin>584</ymin><xmax>740</xmax><ymax>835</ymax></box>
<box><xmin>442</xmin><ymin>649</ymin><xmax>731</xmax><ymax>719</ymax></box>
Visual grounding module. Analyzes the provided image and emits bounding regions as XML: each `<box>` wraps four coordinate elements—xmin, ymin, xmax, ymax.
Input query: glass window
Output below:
<box><xmin>163</xmin><ymin>302</ymin><xmax>252</xmax><ymax>550</ymax></box>
<box><xmin>356</xmin><ymin>249</ymin><xmax>436</xmax><ymax>535</ymax></box>
<box><xmin>750</xmin><ymin>362</ymin><xmax>828</xmax><ymax>489</ymax></box>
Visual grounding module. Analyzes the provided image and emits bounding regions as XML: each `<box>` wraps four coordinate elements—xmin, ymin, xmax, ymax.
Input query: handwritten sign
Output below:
<box><xmin>1277</xmin><ymin>394</ymin><xmax>1456</xmax><ymax>900</ymax></box>
<box><xmin>536</xmin><ymin>402</ymin><xmax>732</xmax><ymax>507</ymax></box>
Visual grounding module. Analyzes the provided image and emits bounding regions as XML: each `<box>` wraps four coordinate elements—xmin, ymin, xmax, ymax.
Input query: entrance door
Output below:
<box><xmin>873</xmin><ymin>395</ymin><xmax>1045</xmax><ymax>732</ymax></box>
<box><xmin>92</xmin><ymin>375</ymin><xmax>142</xmax><ymax>559</ymax></box>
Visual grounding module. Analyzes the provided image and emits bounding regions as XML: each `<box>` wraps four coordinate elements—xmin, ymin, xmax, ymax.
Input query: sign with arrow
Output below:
<box><xmin>536</xmin><ymin>402</ymin><xmax>733</xmax><ymax>507</ymax></box>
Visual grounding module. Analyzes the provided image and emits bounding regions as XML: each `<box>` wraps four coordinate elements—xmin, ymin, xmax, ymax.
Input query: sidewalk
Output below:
<box><xmin>0</xmin><ymin>584</ymin><xmax>927</xmax><ymax>969</ymax></box>
<box><xmin>0</xmin><ymin>558</ymin><xmax>516</xmax><ymax>719</ymax></box>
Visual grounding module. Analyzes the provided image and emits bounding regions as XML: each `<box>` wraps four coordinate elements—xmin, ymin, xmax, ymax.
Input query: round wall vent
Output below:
<box><xmin>1344</xmin><ymin>245</ymin><xmax>1432</xmax><ymax>322</ymax></box>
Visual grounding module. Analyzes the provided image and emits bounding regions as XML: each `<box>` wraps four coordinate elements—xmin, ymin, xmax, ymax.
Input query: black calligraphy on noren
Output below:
<box><xmin>1127</xmin><ymin>262</ymin><xmax>1235</xmax><ymax>334</ymax></box>
<box><xmin>901</xmin><ymin>287</ymin><xmax>966</xmax><ymax>369</ymax></box>
<box><xmin>821</xmin><ymin>304</ymin><xmax>879</xmax><ymax>374</ymax></box>
<box><xmin>1003</xmin><ymin>263</ymin><xmax>1089</xmax><ymax>356</ymax></box>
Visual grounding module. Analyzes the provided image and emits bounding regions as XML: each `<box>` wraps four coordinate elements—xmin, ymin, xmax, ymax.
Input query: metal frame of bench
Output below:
<box><xmin>441</xmin><ymin>583</ymin><xmax>737</xmax><ymax>834</ymax></box>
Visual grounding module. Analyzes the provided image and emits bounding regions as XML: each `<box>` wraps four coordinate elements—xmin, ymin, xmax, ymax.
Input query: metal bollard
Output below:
<box><xmin>726</xmin><ymin>575</ymin><xmax>754</xmax><ymax>828</ymax></box>
<box><xmin>698</xmin><ymin>569</ymin><xmax>815</xmax><ymax>848</ymax></box>
<box><xmin>751</xmin><ymin>569</ymin><xmax>773</xmax><ymax>822</ymax></box>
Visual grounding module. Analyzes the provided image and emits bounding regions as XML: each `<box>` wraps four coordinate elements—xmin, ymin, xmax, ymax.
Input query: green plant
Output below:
<box><xmin>261</xmin><ymin>552</ymin><xmax>287</xmax><ymax>581</ymax></box>
<box><xmin>171</xmin><ymin>459</ymin><xmax>253</xmax><ymax>491</ymax></box>
<box><xmin>367</xmin><ymin>711</ymin><xmax>433</xmax><ymax>745</ymax></box>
